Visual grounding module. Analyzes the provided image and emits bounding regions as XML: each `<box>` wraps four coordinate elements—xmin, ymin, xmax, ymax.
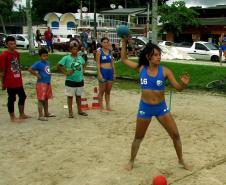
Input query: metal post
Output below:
<box><xmin>94</xmin><ymin>0</ymin><xmax>97</xmax><ymax>39</ymax></box>
<box><xmin>169</xmin><ymin>90</ymin><xmax>173</xmax><ymax>110</ymax></box>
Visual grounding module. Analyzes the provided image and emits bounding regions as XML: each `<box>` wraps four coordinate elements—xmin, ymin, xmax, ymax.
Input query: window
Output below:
<box><xmin>67</xmin><ymin>22</ymin><xmax>75</xmax><ymax>29</ymax></box>
<box><xmin>51</xmin><ymin>21</ymin><xmax>59</xmax><ymax>29</ymax></box>
<box><xmin>17</xmin><ymin>36</ymin><xmax>25</xmax><ymax>41</ymax></box>
<box><xmin>195</xmin><ymin>43</ymin><xmax>207</xmax><ymax>50</ymax></box>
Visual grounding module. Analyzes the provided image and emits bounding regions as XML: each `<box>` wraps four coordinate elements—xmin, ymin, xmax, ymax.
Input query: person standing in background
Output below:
<box><xmin>36</xmin><ymin>29</ymin><xmax>42</xmax><ymax>49</ymax></box>
<box><xmin>44</xmin><ymin>27</ymin><xmax>54</xmax><ymax>53</ymax></box>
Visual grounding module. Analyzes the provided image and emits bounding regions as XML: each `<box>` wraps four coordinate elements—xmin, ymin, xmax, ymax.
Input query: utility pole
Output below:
<box><xmin>146</xmin><ymin>1</ymin><xmax>150</xmax><ymax>40</ymax></box>
<box><xmin>94</xmin><ymin>0</ymin><xmax>97</xmax><ymax>40</ymax></box>
<box><xmin>80</xmin><ymin>0</ymin><xmax>83</xmax><ymax>27</ymax></box>
<box><xmin>151</xmin><ymin>0</ymin><xmax>158</xmax><ymax>44</ymax></box>
<box><xmin>26</xmin><ymin>0</ymin><xmax>35</xmax><ymax>55</ymax></box>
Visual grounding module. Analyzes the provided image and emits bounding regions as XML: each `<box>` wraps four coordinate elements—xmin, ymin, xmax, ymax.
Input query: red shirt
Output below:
<box><xmin>0</xmin><ymin>50</ymin><xmax>23</xmax><ymax>88</ymax></box>
<box><xmin>44</xmin><ymin>30</ymin><xmax>53</xmax><ymax>41</ymax></box>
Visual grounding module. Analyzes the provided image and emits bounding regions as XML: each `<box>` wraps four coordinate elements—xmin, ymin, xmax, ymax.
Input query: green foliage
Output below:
<box><xmin>0</xmin><ymin>0</ymin><xmax>14</xmax><ymax>15</ymax></box>
<box><xmin>159</xmin><ymin>1</ymin><xmax>200</xmax><ymax>35</ymax></box>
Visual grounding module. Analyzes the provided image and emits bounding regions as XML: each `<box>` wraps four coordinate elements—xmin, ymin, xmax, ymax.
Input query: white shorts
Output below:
<box><xmin>64</xmin><ymin>86</ymin><xmax>84</xmax><ymax>96</ymax></box>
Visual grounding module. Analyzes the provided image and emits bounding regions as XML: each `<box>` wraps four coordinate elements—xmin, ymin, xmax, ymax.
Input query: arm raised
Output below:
<box><xmin>120</xmin><ymin>38</ymin><xmax>139</xmax><ymax>72</ymax></box>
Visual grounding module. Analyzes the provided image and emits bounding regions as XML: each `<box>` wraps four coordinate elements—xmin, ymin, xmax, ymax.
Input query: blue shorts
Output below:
<box><xmin>137</xmin><ymin>99</ymin><xmax>170</xmax><ymax>119</ymax></box>
<box><xmin>46</xmin><ymin>41</ymin><xmax>53</xmax><ymax>47</ymax></box>
<box><xmin>100</xmin><ymin>68</ymin><xmax>113</xmax><ymax>82</ymax></box>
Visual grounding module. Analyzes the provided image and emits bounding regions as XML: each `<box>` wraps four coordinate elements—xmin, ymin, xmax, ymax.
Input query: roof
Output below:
<box><xmin>44</xmin><ymin>12</ymin><xmax>62</xmax><ymax>21</ymax></box>
<box><xmin>100</xmin><ymin>8</ymin><xmax>146</xmax><ymax>15</ymax></box>
<box><xmin>199</xmin><ymin>17</ymin><xmax>226</xmax><ymax>25</ymax></box>
<box><xmin>194</xmin><ymin>5</ymin><xmax>226</xmax><ymax>10</ymax></box>
<box><xmin>167</xmin><ymin>0</ymin><xmax>226</xmax><ymax>8</ymax></box>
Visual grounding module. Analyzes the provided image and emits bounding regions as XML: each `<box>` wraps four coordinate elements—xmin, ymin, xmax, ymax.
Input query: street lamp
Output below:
<box><xmin>77</xmin><ymin>5</ymin><xmax>88</xmax><ymax>27</ymax></box>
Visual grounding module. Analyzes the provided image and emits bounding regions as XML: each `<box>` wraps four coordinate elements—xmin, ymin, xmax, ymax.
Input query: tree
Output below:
<box><xmin>26</xmin><ymin>0</ymin><xmax>35</xmax><ymax>55</ymax></box>
<box><xmin>0</xmin><ymin>0</ymin><xmax>14</xmax><ymax>34</ymax></box>
<box><xmin>31</xmin><ymin>0</ymin><xmax>170</xmax><ymax>22</ymax></box>
<box><xmin>159</xmin><ymin>1</ymin><xmax>200</xmax><ymax>37</ymax></box>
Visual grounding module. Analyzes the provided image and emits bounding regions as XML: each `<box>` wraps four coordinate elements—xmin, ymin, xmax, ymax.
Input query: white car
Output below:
<box><xmin>176</xmin><ymin>41</ymin><xmax>219</xmax><ymax>61</ymax></box>
<box><xmin>9</xmin><ymin>34</ymin><xmax>46</xmax><ymax>49</ymax></box>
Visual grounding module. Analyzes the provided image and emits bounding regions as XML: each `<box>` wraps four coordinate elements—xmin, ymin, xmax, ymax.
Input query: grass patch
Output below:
<box><xmin>115</xmin><ymin>60</ymin><xmax>226</xmax><ymax>91</ymax></box>
<box><xmin>1</xmin><ymin>50</ymin><xmax>226</xmax><ymax>91</ymax></box>
<box><xmin>19</xmin><ymin>52</ymin><xmax>63</xmax><ymax>72</ymax></box>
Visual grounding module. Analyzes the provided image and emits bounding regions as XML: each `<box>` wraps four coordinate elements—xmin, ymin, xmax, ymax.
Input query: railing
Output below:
<box><xmin>79</xmin><ymin>18</ymin><xmax>135</xmax><ymax>28</ymax></box>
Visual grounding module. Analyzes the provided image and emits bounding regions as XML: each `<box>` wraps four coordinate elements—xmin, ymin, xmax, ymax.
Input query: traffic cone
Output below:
<box><xmin>91</xmin><ymin>87</ymin><xmax>100</xmax><ymax>109</ymax></box>
<box><xmin>81</xmin><ymin>96</ymin><xmax>90</xmax><ymax>111</ymax></box>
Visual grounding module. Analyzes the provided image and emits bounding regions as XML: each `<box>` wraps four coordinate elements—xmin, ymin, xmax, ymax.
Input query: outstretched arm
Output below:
<box><xmin>120</xmin><ymin>38</ymin><xmax>139</xmax><ymax>71</ymax></box>
<box><xmin>165</xmin><ymin>67</ymin><xmax>189</xmax><ymax>92</ymax></box>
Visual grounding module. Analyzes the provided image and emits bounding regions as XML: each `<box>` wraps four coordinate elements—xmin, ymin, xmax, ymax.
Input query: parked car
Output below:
<box><xmin>53</xmin><ymin>34</ymin><xmax>79</xmax><ymax>43</ymax></box>
<box><xmin>0</xmin><ymin>33</ymin><xmax>7</xmax><ymax>46</ymax></box>
<box><xmin>9</xmin><ymin>34</ymin><xmax>46</xmax><ymax>49</ymax></box>
<box><xmin>175</xmin><ymin>41</ymin><xmax>219</xmax><ymax>61</ymax></box>
<box><xmin>131</xmin><ymin>36</ymin><xmax>149</xmax><ymax>49</ymax></box>
<box><xmin>158</xmin><ymin>41</ymin><xmax>174</xmax><ymax>46</ymax></box>
<box><xmin>53</xmin><ymin>41</ymin><xmax>70</xmax><ymax>51</ymax></box>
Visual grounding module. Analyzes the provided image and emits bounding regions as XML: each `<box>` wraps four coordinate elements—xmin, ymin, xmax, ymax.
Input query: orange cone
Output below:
<box><xmin>81</xmin><ymin>97</ymin><xmax>90</xmax><ymax>111</ymax></box>
<box><xmin>91</xmin><ymin>87</ymin><xmax>100</xmax><ymax>109</ymax></box>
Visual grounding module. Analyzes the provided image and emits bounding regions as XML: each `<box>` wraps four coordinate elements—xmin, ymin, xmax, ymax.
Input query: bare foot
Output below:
<box><xmin>100</xmin><ymin>109</ymin><xmax>108</xmax><ymax>113</ymax></box>
<box><xmin>11</xmin><ymin>117</ymin><xmax>23</xmax><ymax>123</ymax></box>
<box><xmin>107</xmin><ymin>107</ymin><xmax>113</xmax><ymax>111</ymax></box>
<box><xmin>20</xmin><ymin>114</ymin><xmax>31</xmax><ymax>119</ymax></box>
<box><xmin>179</xmin><ymin>159</ymin><xmax>191</xmax><ymax>170</ymax></box>
<box><xmin>124</xmin><ymin>161</ymin><xmax>134</xmax><ymax>171</ymax></box>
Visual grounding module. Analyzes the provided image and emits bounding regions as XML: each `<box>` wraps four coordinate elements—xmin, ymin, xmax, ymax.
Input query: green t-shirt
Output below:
<box><xmin>58</xmin><ymin>54</ymin><xmax>85</xmax><ymax>82</ymax></box>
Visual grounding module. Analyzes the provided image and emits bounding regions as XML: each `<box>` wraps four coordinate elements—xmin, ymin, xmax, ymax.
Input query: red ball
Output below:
<box><xmin>152</xmin><ymin>176</ymin><xmax>167</xmax><ymax>185</ymax></box>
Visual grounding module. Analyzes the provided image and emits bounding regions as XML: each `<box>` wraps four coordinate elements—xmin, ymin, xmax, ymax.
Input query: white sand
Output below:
<box><xmin>0</xmin><ymin>73</ymin><xmax>226</xmax><ymax>185</ymax></box>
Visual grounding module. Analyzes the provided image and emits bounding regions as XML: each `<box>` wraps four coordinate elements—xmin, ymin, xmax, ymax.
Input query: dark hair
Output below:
<box><xmin>138</xmin><ymin>42</ymin><xmax>161</xmax><ymax>67</ymax></box>
<box><xmin>101</xmin><ymin>37</ymin><xmax>109</xmax><ymax>43</ymax></box>
<box><xmin>38</xmin><ymin>47</ymin><xmax>48</xmax><ymax>56</ymax></box>
<box><xmin>69</xmin><ymin>39</ymin><xmax>80</xmax><ymax>49</ymax></box>
<box><xmin>5</xmin><ymin>36</ymin><xmax>16</xmax><ymax>44</ymax></box>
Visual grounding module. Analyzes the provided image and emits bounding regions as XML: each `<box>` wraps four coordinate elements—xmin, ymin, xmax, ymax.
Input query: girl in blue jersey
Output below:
<box><xmin>120</xmin><ymin>38</ymin><xmax>190</xmax><ymax>171</ymax></box>
<box><xmin>96</xmin><ymin>37</ymin><xmax>115</xmax><ymax>112</ymax></box>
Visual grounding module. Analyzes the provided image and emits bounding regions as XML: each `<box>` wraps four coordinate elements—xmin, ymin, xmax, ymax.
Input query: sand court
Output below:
<box><xmin>0</xmin><ymin>73</ymin><xmax>226</xmax><ymax>185</ymax></box>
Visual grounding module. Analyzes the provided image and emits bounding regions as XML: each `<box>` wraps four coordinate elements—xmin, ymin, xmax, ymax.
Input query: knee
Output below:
<box><xmin>171</xmin><ymin>132</ymin><xmax>181</xmax><ymax>141</ymax></box>
<box><xmin>105</xmin><ymin>89</ymin><xmax>111</xmax><ymax>95</ymax></box>
<box><xmin>8</xmin><ymin>95</ymin><xmax>16</xmax><ymax>103</ymax></box>
<box><xmin>18</xmin><ymin>94</ymin><xmax>27</xmax><ymax>105</ymax></box>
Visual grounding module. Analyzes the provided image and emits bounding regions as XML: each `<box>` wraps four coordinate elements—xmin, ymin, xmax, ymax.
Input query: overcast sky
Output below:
<box><xmin>167</xmin><ymin>0</ymin><xmax>226</xmax><ymax>7</ymax></box>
